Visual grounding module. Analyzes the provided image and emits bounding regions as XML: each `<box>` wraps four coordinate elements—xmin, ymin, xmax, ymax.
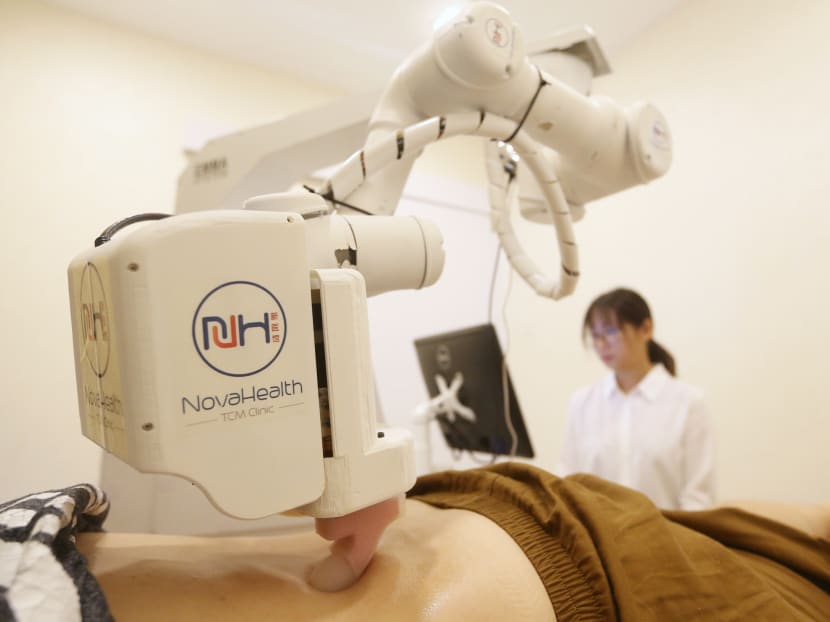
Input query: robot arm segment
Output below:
<box><xmin>317</xmin><ymin>110</ymin><xmax>578</xmax><ymax>299</ymax></box>
<box><xmin>316</xmin><ymin>1</ymin><xmax>669</xmax><ymax>299</ymax></box>
<box><xmin>244</xmin><ymin>191</ymin><xmax>444</xmax><ymax>297</ymax></box>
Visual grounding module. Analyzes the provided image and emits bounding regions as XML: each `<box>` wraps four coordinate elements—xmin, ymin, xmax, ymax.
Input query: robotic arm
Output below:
<box><xmin>318</xmin><ymin>1</ymin><xmax>670</xmax><ymax>297</ymax></box>
<box><xmin>339</xmin><ymin>3</ymin><xmax>670</xmax><ymax>215</ymax></box>
<box><xmin>67</xmin><ymin>0</ymin><xmax>671</xmax><ymax>591</ymax></box>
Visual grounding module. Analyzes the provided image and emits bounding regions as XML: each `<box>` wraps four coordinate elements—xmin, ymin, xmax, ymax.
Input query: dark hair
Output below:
<box><xmin>582</xmin><ymin>287</ymin><xmax>676</xmax><ymax>376</ymax></box>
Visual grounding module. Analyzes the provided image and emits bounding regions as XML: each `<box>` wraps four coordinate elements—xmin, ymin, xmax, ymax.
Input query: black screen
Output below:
<box><xmin>414</xmin><ymin>323</ymin><xmax>534</xmax><ymax>458</ymax></box>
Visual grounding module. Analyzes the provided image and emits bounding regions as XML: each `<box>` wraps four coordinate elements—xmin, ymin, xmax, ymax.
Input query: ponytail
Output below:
<box><xmin>648</xmin><ymin>339</ymin><xmax>676</xmax><ymax>376</ymax></box>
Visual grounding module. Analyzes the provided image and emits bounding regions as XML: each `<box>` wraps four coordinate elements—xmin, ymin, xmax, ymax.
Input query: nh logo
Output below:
<box><xmin>192</xmin><ymin>280</ymin><xmax>286</xmax><ymax>377</ymax></box>
<box><xmin>82</xmin><ymin>302</ymin><xmax>109</xmax><ymax>343</ymax></box>
<box><xmin>201</xmin><ymin>313</ymin><xmax>270</xmax><ymax>350</ymax></box>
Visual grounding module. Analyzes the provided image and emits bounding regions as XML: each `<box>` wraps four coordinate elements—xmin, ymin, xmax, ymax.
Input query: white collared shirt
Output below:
<box><xmin>558</xmin><ymin>365</ymin><xmax>716</xmax><ymax>510</ymax></box>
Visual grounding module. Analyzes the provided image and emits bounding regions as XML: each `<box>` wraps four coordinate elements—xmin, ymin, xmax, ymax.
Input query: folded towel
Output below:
<box><xmin>0</xmin><ymin>484</ymin><xmax>112</xmax><ymax>621</ymax></box>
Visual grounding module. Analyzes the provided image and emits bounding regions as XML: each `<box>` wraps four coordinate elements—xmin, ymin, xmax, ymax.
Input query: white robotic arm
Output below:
<box><xmin>343</xmin><ymin>1</ymin><xmax>671</xmax><ymax>215</ymax></box>
<box><xmin>66</xmin><ymin>0</ymin><xmax>672</xmax><ymax>592</ymax></box>
<box><xmin>318</xmin><ymin>1</ymin><xmax>671</xmax><ymax>297</ymax></box>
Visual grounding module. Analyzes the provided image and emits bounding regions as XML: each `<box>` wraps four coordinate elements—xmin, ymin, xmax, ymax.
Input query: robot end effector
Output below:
<box><xmin>67</xmin><ymin>196</ymin><xmax>444</xmax><ymax>522</ymax></box>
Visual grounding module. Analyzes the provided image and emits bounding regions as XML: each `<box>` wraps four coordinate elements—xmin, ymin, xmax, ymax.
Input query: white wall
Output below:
<box><xmin>0</xmin><ymin>0</ymin><xmax>340</xmax><ymax>513</ymax></box>
<box><xmin>507</xmin><ymin>0</ymin><xmax>830</xmax><ymax>503</ymax></box>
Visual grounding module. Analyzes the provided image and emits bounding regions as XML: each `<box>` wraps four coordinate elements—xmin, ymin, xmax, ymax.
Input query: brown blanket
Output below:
<box><xmin>408</xmin><ymin>462</ymin><xmax>830</xmax><ymax>621</ymax></box>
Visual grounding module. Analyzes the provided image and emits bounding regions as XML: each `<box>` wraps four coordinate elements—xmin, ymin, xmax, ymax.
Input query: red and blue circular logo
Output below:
<box><xmin>192</xmin><ymin>281</ymin><xmax>287</xmax><ymax>377</ymax></box>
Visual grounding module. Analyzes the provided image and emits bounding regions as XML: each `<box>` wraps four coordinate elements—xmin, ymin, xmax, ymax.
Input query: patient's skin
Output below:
<box><xmin>76</xmin><ymin>499</ymin><xmax>556</xmax><ymax>622</ymax></box>
<box><xmin>717</xmin><ymin>500</ymin><xmax>830</xmax><ymax>540</ymax></box>
<box><xmin>77</xmin><ymin>495</ymin><xmax>830</xmax><ymax>621</ymax></box>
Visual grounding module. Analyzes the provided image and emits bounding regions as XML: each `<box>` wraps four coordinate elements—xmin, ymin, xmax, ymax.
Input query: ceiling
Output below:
<box><xmin>43</xmin><ymin>0</ymin><xmax>687</xmax><ymax>93</ymax></box>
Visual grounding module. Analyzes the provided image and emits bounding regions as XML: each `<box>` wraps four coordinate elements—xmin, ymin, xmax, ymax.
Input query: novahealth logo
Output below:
<box><xmin>192</xmin><ymin>281</ymin><xmax>287</xmax><ymax>377</ymax></box>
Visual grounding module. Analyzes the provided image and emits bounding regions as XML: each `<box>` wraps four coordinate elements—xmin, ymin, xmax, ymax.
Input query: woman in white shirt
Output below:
<box><xmin>558</xmin><ymin>287</ymin><xmax>716</xmax><ymax>510</ymax></box>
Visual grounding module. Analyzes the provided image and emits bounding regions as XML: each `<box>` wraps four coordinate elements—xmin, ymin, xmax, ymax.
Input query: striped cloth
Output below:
<box><xmin>0</xmin><ymin>484</ymin><xmax>112</xmax><ymax>622</ymax></box>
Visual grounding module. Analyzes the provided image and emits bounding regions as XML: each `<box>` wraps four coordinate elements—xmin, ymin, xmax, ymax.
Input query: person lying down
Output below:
<box><xmin>1</xmin><ymin>463</ymin><xmax>828</xmax><ymax>621</ymax></box>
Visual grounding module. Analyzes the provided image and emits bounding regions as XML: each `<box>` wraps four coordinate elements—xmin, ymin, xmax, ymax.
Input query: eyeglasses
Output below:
<box><xmin>588</xmin><ymin>326</ymin><xmax>621</xmax><ymax>345</ymax></box>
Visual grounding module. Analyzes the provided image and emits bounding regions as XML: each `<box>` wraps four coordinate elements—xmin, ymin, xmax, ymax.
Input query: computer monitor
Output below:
<box><xmin>413</xmin><ymin>323</ymin><xmax>534</xmax><ymax>458</ymax></box>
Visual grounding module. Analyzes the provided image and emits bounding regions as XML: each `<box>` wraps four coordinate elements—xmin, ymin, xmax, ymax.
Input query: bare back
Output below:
<box><xmin>77</xmin><ymin>499</ymin><xmax>555</xmax><ymax>622</ymax></box>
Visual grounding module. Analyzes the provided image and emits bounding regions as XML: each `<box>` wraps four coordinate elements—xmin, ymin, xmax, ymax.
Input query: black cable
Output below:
<box><xmin>94</xmin><ymin>213</ymin><xmax>171</xmax><ymax>247</ymax></box>
<box><xmin>438</xmin><ymin>413</ymin><xmax>497</xmax><ymax>465</ymax></box>
<box><xmin>505</xmin><ymin>65</ymin><xmax>549</xmax><ymax>143</ymax></box>
<box><xmin>467</xmin><ymin>449</ymin><xmax>498</xmax><ymax>465</ymax></box>
<box><xmin>437</xmin><ymin>409</ymin><xmax>505</xmax><ymax>465</ymax></box>
<box><xmin>302</xmin><ymin>185</ymin><xmax>374</xmax><ymax>216</ymax></box>
<box><xmin>437</xmin><ymin>413</ymin><xmax>476</xmax><ymax>451</ymax></box>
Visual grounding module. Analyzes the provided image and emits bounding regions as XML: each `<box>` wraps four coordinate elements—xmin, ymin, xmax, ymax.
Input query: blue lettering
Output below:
<box><xmin>239</xmin><ymin>313</ymin><xmax>270</xmax><ymax>346</ymax></box>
